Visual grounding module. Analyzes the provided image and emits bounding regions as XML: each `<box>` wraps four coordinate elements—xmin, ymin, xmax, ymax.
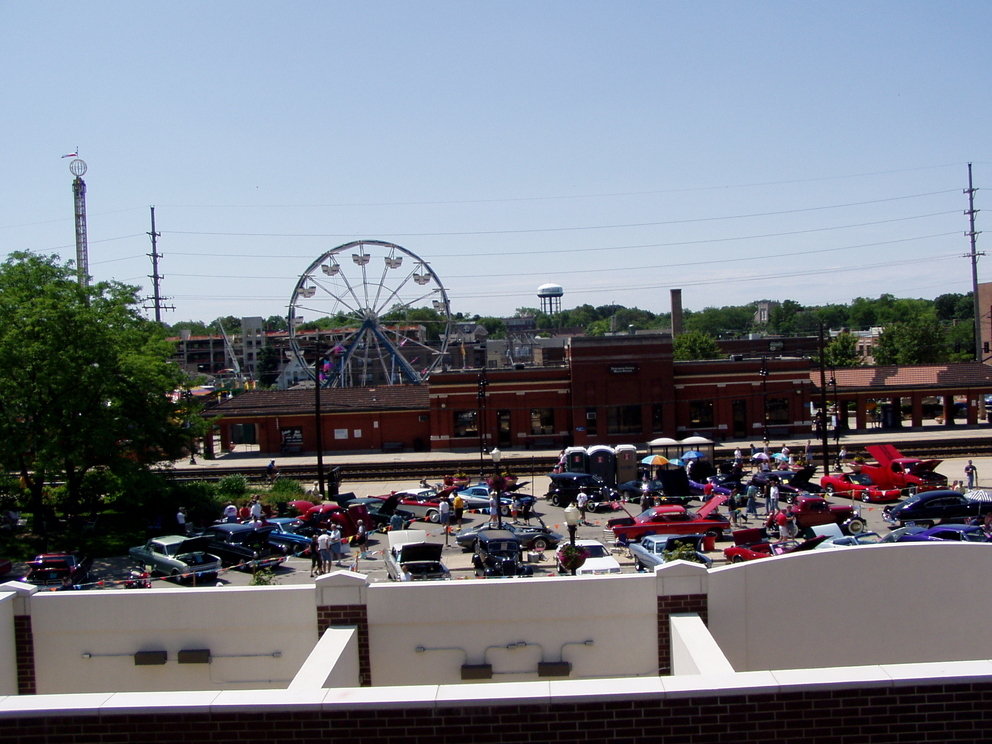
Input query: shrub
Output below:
<box><xmin>217</xmin><ymin>474</ymin><xmax>249</xmax><ymax>498</ymax></box>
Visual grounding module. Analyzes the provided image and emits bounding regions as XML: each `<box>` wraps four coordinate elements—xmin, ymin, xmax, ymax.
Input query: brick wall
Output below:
<box><xmin>13</xmin><ymin>615</ymin><xmax>35</xmax><ymax>695</ymax></box>
<box><xmin>657</xmin><ymin>594</ymin><xmax>707</xmax><ymax>675</ymax></box>
<box><xmin>317</xmin><ymin>604</ymin><xmax>370</xmax><ymax>686</ymax></box>
<box><xmin>2</xmin><ymin>682</ymin><xmax>992</xmax><ymax>743</ymax></box>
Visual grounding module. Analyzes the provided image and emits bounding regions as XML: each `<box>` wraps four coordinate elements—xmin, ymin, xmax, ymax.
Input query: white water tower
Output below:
<box><xmin>538</xmin><ymin>282</ymin><xmax>563</xmax><ymax>315</ymax></box>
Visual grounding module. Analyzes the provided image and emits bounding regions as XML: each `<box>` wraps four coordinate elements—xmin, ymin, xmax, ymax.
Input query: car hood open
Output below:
<box><xmin>397</xmin><ymin>543</ymin><xmax>444</xmax><ymax>563</ymax></box>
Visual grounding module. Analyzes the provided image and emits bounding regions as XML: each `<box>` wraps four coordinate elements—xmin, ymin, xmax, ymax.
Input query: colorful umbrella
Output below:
<box><xmin>751</xmin><ymin>452</ymin><xmax>770</xmax><ymax>461</ymax></box>
<box><xmin>640</xmin><ymin>455</ymin><xmax>669</xmax><ymax>466</ymax></box>
<box><xmin>772</xmin><ymin>452</ymin><xmax>789</xmax><ymax>461</ymax></box>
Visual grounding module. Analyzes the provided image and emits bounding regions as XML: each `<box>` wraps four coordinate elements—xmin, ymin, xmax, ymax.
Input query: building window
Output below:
<box><xmin>689</xmin><ymin>400</ymin><xmax>714</xmax><ymax>428</ymax></box>
<box><xmin>453</xmin><ymin>410</ymin><xmax>478</xmax><ymax>438</ymax></box>
<box><xmin>585</xmin><ymin>407</ymin><xmax>598</xmax><ymax>436</ymax></box>
<box><xmin>651</xmin><ymin>403</ymin><xmax>663</xmax><ymax>432</ymax></box>
<box><xmin>607</xmin><ymin>404</ymin><xmax>641</xmax><ymax>435</ymax></box>
<box><xmin>530</xmin><ymin>408</ymin><xmax>554</xmax><ymax>435</ymax></box>
<box><xmin>767</xmin><ymin>397</ymin><xmax>790</xmax><ymax>425</ymax></box>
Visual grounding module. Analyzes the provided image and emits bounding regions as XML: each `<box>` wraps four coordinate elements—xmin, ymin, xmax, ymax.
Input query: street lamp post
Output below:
<box><xmin>477</xmin><ymin>370</ymin><xmax>488</xmax><ymax>480</ymax></box>
<box><xmin>314</xmin><ymin>352</ymin><xmax>327</xmax><ymax>498</ymax></box>
<box><xmin>563</xmin><ymin>503</ymin><xmax>581</xmax><ymax>575</ymax></box>
<box><xmin>491</xmin><ymin>447</ymin><xmax>503</xmax><ymax>528</ymax></box>
<box><xmin>759</xmin><ymin>357</ymin><xmax>769</xmax><ymax>449</ymax></box>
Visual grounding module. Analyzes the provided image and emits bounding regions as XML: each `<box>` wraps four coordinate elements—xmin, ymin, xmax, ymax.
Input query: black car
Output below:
<box><xmin>545</xmin><ymin>472</ymin><xmax>616</xmax><ymax>510</ymax></box>
<box><xmin>883</xmin><ymin>490</ymin><xmax>992</xmax><ymax>527</ymax></box>
<box><xmin>616</xmin><ymin>479</ymin><xmax>694</xmax><ymax>506</ymax></box>
<box><xmin>455</xmin><ymin>519</ymin><xmax>563</xmax><ymax>552</ymax></box>
<box><xmin>752</xmin><ymin>466</ymin><xmax>823</xmax><ymax>503</ymax></box>
<box><xmin>199</xmin><ymin>524</ymin><xmax>288</xmax><ymax>571</ymax></box>
<box><xmin>346</xmin><ymin>496</ymin><xmax>416</xmax><ymax>531</ymax></box>
<box><xmin>471</xmin><ymin>530</ymin><xmax>534</xmax><ymax>578</ymax></box>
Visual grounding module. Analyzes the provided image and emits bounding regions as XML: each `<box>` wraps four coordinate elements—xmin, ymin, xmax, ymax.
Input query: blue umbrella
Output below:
<box><xmin>681</xmin><ymin>450</ymin><xmax>706</xmax><ymax>460</ymax></box>
<box><xmin>668</xmin><ymin>458</ymin><xmax>685</xmax><ymax>467</ymax></box>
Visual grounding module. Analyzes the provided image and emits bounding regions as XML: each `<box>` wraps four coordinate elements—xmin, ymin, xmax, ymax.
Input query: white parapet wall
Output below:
<box><xmin>22</xmin><ymin>584</ymin><xmax>319</xmax><ymax>694</ymax></box>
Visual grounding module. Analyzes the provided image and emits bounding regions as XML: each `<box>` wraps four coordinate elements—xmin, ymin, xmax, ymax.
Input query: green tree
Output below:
<box><xmin>824</xmin><ymin>331</ymin><xmax>860</xmax><ymax>368</ymax></box>
<box><xmin>673</xmin><ymin>331</ymin><xmax>721</xmax><ymax>360</ymax></box>
<box><xmin>874</xmin><ymin>316</ymin><xmax>947</xmax><ymax>365</ymax></box>
<box><xmin>0</xmin><ymin>252</ymin><xmax>192</xmax><ymax>537</ymax></box>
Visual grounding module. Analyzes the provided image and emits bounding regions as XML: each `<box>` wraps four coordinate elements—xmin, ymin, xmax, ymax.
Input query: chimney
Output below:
<box><xmin>670</xmin><ymin>288</ymin><xmax>683</xmax><ymax>337</ymax></box>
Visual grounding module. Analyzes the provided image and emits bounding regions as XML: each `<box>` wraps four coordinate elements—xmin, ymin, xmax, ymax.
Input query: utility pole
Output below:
<box><xmin>818</xmin><ymin>324</ymin><xmax>831</xmax><ymax>477</ymax></box>
<box><xmin>144</xmin><ymin>206</ymin><xmax>174</xmax><ymax>322</ymax></box>
<box><xmin>965</xmin><ymin>164</ymin><xmax>983</xmax><ymax>361</ymax></box>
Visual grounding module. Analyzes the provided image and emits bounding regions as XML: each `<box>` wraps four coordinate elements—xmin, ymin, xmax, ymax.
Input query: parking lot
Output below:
<box><xmin>20</xmin><ymin>448</ymin><xmax>985</xmax><ymax>590</ymax></box>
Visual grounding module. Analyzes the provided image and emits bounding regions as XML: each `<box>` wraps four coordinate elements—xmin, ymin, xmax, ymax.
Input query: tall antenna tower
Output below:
<box><xmin>144</xmin><ymin>206</ymin><xmax>174</xmax><ymax>321</ymax></box>
<box><xmin>68</xmin><ymin>158</ymin><xmax>89</xmax><ymax>287</ymax></box>
<box><xmin>965</xmin><ymin>163</ymin><xmax>983</xmax><ymax>361</ymax></box>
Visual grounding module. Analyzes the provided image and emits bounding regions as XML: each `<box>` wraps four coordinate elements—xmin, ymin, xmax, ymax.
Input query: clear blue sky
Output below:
<box><xmin>3</xmin><ymin>1</ymin><xmax>990</xmax><ymax>325</ymax></box>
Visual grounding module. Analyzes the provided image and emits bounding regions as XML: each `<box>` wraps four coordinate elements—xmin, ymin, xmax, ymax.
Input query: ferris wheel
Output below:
<box><xmin>287</xmin><ymin>240</ymin><xmax>452</xmax><ymax>387</ymax></box>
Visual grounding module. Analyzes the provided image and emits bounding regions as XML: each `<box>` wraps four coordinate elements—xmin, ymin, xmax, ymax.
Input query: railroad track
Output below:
<box><xmin>163</xmin><ymin>436</ymin><xmax>991</xmax><ymax>485</ymax></box>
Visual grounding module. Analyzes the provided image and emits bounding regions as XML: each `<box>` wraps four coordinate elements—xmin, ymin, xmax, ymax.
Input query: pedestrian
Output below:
<box><xmin>762</xmin><ymin>481</ymin><xmax>773</xmax><ymax>516</ymax></box>
<box><xmin>511</xmin><ymin>494</ymin><xmax>522</xmax><ymax>524</ymax></box>
<box><xmin>329</xmin><ymin>525</ymin><xmax>344</xmax><ymax>566</ymax></box>
<box><xmin>733</xmin><ymin>446</ymin><xmax>742</xmax><ymax>466</ymax></box>
<box><xmin>452</xmin><ymin>492</ymin><xmax>465</xmax><ymax>529</ymax></box>
<box><xmin>965</xmin><ymin>460</ymin><xmax>978</xmax><ymax>489</ymax></box>
<box><xmin>438</xmin><ymin>495</ymin><xmax>451</xmax><ymax>533</ymax></box>
<box><xmin>223</xmin><ymin>502</ymin><xmax>238</xmax><ymax>523</ymax></box>
<box><xmin>176</xmin><ymin>507</ymin><xmax>188</xmax><ymax>535</ymax></box>
<box><xmin>769</xmin><ymin>477</ymin><xmax>781</xmax><ymax>515</ymax></box>
<box><xmin>249</xmin><ymin>497</ymin><xmax>263</xmax><ymax>522</ymax></box>
<box><xmin>804</xmin><ymin>440</ymin><xmax>812</xmax><ymax>461</ymax></box>
<box><xmin>353</xmin><ymin>520</ymin><xmax>368</xmax><ymax>559</ymax></box>
<box><xmin>309</xmin><ymin>533</ymin><xmax>322</xmax><ymax>576</ymax></box>
<box><xmin>521</xmin><ymin>497</ymin><xmax>533</xmax><ymax>525</ymax></box>
<box><xmin>835</xmin><ymin>446</ymin><xmax>848</xmax><ymax>469</ymax></box>
<box><xmin>316</xmin><ymin>531</ymin><xmax>332</xmax><ymax>574</ymax></box>
<box><xmin>746</xmin><ymin>480</ymin><xmax>759</xmax><ymax>519</ymax></box>
<box><xmin>488</xmin><ymin>494</ymin><xmax>499</xmax><ymax>527</ymax></box>
<box><xmin>266</xmin><ymin>460</ymin><xmax>277</xmax><ymax>480</ymax></box>
<box><xmin>389</xmin><ymin>511</ymin><xmax>405</xmax><ymax>532</ymax></box>
<box><xmin>576</xmin><ymin>490</ymin><xmax>589</xmax><ymax>525</ymax></box>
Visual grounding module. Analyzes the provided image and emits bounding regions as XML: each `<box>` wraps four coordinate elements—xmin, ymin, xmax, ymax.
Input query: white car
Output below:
<box><xmin>384</xmin><ymin>530</ymin><xmax>451</xmax><ymax>582</ymax></box>
<box><xmin>555</xmin><ymin>539</ymin><xmax>622</xmax><ymax>575</ymax></box>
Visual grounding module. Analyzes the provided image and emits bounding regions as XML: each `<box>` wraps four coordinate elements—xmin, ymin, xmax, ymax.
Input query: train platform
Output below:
<box><xmin>167</xmin><ymin>424</ymin><xmax>991</xmax><ymax>473</ymax></box>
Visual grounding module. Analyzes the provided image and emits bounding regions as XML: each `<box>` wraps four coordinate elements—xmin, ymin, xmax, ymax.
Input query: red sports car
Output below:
<box><xmin>724</xmin><ymin>534</ymin><xmax>827</xmax><ymax>562</ymax></box>
<box><xmin>819</xmin><ymin>472</ymin><xmax>901</xmax><ymax>503</ymax></box>
<box><xmin>609</xmin><ymin>496</ymin><xmax>728</xmax><ymax>543</ymax></box>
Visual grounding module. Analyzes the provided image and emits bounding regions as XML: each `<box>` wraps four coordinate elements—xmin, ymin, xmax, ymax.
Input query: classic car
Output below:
<box><xmin>628</xmin><ymin>533</ymin><xmax>712</xmax><ymax>571</ymax></box>
<box><xmin>199</xmin><ymin>524</ymin><xmax>288</xmax><ymax>571</ymax></box>
<box><xmin>554</xmin><ymin>539</ymin><xmax>622</xmax><ymax>575</ymax></box>
<box><xmin>455</xmin><ymin>519</ymin><xmax>562</xmax><ymax>552</ymax></box>
<box><xmin>616</xmin><ymin>479</ymin><xmax>694</xmax><ymax>506</ymax></box>
<box><xmin>752</xmin><ymin>466</ymin><xmax>824</xmax><ymax>502</ymax></box>
<box><xmin>384</xmin><ymin>530</ymin><xmax>450</xmax><ymax>581</ymax></box>
<box><xmin>471</xmin><ymin>530</ymin><xmax>534</xmax><ymax>578</ymax></box>
<box><xmin>0</xmin><ymin>558</ymin><xmax>10</xmax><ymax>578</ymax></box>
<box><xmin>819</xmin><ymin>471</ymin><xmax>902</xmax><ymax>502</ymax></box>
<box><xmin>455</xmin><ymin>483</ymin><xmax>535</xmax><ymax>516</ymax></box>
<box><xmin>608</xmin><ymin>496</ymin><xmax>729</xmax><ymax>543</ymax></box>
<box><xmin>768</xmin><ymin>495</ymin><xmax>866</xmax><ymax>535</ymax></box>
<box><xmin>860</xmin><ymin>444</ymin><xmax>947</xmax><ymax>494</ymax></box>
<box><xmin>21</xmin><ymin>553</ymin><xmax>93</xmax><ymax>588</ymax></box>
<box><xmin>723</xmin><ymin>534</ymin><xmax>828</xmax><ymax>562</ymax></box>
<box><xmin>892</xmin><ymin>524</ymin><xmax>990</xmax><ymax>543</ymax></box>
<box><xmin>883</xmin><ymin>489</ymin><xmax>992</xmax><ymax>527</ymax></box>
<box><xmin>345</xmin><ymin>496</ymin><xmax>416</xmax><ymax>531</ymax></box>
<box><xmin>288</xmin><ymin>498</ymin><xmax>368</xmax><ymax>536</ymax></box>
<box><xmin>374</xmin><ymin>488</ymin><xmax>487</xmax><ymax>523</ymax></box>
<box><xmin>544</xmin><ymin>472</ymin><xmax>617</xmax><ymax>511</ymax></box>
<box><xmin>259</xmin><ymin>517</ymin><xmax>313</xmax><ymax>555</ymax></box>
<box><xmin>813</xmin><ymin>531</ymin><xmax>884</xmax><ymax>549</ymax></box>
<box><xmin>128</xmin><ymin>535</ymin><xmax>222</xmax><ymax>583</ymax></box>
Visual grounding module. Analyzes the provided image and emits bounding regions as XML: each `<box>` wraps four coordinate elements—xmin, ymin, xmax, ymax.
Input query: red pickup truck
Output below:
<box><xmin>767</xmin><ymin>496</ymin><xmax>866</xmax><ymax>536</ymax></box>
<box><xmin>857</xmin><ymin>444</ymin><xmax>947</xmax><ymax>495</ymax></box>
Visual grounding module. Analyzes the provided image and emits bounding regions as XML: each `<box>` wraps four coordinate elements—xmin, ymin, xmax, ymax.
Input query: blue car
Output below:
<box><xmin>261</xmin><ymin>517</ymin><xmax>312</xmax><ymax>555</ymax></box>
<box><xmin>894</xmin><ymin>524</ymin><xmax>989</xmax><ymax>543</ymax></box>
<box><xmin>456</xmin><ymin>483</ymin><xmax>535</xmax><ymax>517</ymax></box>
